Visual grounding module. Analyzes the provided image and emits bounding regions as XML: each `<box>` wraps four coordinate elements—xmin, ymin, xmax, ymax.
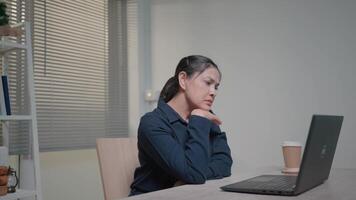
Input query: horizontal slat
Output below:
<box><xmin>34</xmin><ymin>60</ymin><xmax>108</xmax><ymax>74</ymax></box>
<box><xmin>35</xmin><ymin>48</ymin><xmax>107</xmax><ymax>61</ymax></box>
<box><xmin>0</xmin><ymin>115</ymin><xmax>32</xmax><ymax>121</ymax></box>
<box><xmin>35</xmin><ymin>35</ymin><xmax>108</xmax><ymax>51</ymax></box>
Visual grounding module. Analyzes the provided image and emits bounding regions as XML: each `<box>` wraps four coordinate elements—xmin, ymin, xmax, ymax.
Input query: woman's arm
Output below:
<box><xmin>206</xmin><ymin>125</ymin><xmax>233</xmax><ymax>179</ymax></box>
<box><xmin>138</xmin><ymin>114</ymin><xmax>212</xmax><ymax>184</ymax></box>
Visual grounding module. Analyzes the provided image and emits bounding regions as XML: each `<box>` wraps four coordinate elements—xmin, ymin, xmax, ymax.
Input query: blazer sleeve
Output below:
<box><xmin>206</xmin><ymin>124</ymin><xmax>233</xmax><ymax>179</ymax></box>
<box><xmin>138</xmin><ymin>114</ymin><xmax>212</xmax><ymax>184</ymax></box>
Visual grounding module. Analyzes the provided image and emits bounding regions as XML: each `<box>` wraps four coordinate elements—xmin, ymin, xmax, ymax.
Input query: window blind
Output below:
<box><xmin>33</xmin><ymin>0</ymin><xmax>129</xmax><ymax>151</ymax></box>
<box><xmin>1</xmin><ymin>0</ymin><xmax>129</xmax><ymax>153</ymax></box>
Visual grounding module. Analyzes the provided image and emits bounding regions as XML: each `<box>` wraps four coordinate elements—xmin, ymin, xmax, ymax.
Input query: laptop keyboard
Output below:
<box><xmin>239</xmin><ymin>175</ymin><xmax>297</xmax><ymax>191</ymax></box>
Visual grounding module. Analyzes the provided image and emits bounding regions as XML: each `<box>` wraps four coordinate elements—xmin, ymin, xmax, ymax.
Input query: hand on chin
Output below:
<box><xmin>197</xmin><ymin>104</ymin><xmax>211</xmax><ymax>111</ymax></box>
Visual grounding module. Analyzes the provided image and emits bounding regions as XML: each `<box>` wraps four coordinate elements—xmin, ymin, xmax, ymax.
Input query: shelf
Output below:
<box><xmin>0</xmin><ymin>115</ymin><xmax>32</xmax><ymax>121</ymax></box>
<box><xmin>0</xmin><ymin>189</ymin><xmax>36</xmax><ymax>200</ymax></box>
<box><xmin>0</xmin><ymin>40</ymin><xmax>27</xmax><ymax>54</ymax></box>
<box><xmin>1</xmin><ymin>21</ymin><xmax>42</xmax><ymax>200</ymax></box>
<box><xmin>0</xmin><ymin>22</ymin><xmax>25</xmax><ymax>54</ymax></box>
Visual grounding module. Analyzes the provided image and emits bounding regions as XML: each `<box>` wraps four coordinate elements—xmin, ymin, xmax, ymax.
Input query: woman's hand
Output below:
<box><xmin>191</xmin><ymin>109</ymin><xmax>222</xmax><ymax>125</ymax></box>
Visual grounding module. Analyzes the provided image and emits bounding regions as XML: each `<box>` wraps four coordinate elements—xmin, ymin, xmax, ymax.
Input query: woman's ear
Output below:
<box><xmin>178</xmin><ymin>71</ymin><xmax>188</xmax><ymax>90</ymax></box>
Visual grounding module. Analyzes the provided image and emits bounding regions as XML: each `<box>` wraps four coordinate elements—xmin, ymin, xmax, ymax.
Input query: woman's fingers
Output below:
<box><xmin>191</xmin><ymin>109</ymin><xmax>222</xmax><ymax>125</ymax></box>
<box><xmin>209</xmin><ymin>113</ymin><xmax>222</xmax><ymax>125</ymax></box>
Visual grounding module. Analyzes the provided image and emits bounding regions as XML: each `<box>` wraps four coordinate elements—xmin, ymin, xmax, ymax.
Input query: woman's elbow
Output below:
<box><xmin>222</xmin><ymin>168</ymin><xmax>231</xmax><ymax>177</ymax></box>
<box><xmin>187</xmin><ymin>176</ymin><xmax>206</xmax><ymax>184</ymax></box>
<box><xmin>181</xmin><ymin>172</ymin><xmax>206</xmax><ymax>184</ymax></box>
<box><xmin>221</xmin><ymin>160</ymin><xmax>233</xmax><ymax>177</ymax></box>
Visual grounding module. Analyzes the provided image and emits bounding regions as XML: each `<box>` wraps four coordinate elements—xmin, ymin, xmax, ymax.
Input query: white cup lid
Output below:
<box><xmin>282</xmin><ymin>141</ymin><xmax>302</xmax><ymax>147</ymax></box>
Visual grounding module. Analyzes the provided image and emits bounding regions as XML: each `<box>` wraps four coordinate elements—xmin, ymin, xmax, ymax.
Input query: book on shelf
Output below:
<box><xmin>0</xmin><ymin>75</ymin><xmax>6</xmax><ymax>115</ymax></box>
<box><xmin>1</xmin><ymin>75</ymin><xmax>11</xmax><ymax>115</ymax></box>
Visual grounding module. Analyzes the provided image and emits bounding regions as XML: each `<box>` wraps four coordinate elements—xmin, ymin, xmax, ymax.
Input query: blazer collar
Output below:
<box><xmin>157</xmin><ymin>99</ymin><xmax>187</xmax><ymax>124</ymax></box>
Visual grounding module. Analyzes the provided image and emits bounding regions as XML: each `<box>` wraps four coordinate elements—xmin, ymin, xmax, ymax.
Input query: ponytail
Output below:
<box><xmin>159</xmin><ymin>76</ymin><xmax>179</xmax><ymax>102</ymax></box>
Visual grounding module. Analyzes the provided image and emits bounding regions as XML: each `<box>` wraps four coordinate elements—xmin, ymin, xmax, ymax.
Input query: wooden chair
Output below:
<box><xmin>96</xmin><ymin>138</ymin><xmax>139</xmax><ymax>200</ymax></box>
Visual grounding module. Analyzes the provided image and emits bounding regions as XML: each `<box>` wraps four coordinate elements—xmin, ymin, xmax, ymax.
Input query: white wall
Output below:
<box><xmin>9</xmin><ymin>150</ymin><xmax>104</xmax><ymax>200</ymax></box>
<box><xmin>39</xmin><ymin>150</ymin><xmax>104</xmax><ymax>200</ymax></box>
<box><xmin>150</xmin><ymin>0</ymin><xmax>356</xmax><ymax>171</ymax></box>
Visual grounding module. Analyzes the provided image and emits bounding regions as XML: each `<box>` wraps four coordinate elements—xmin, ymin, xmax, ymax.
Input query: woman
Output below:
<box><xmin>130</xmin><ymin>55</ymin><xmax>233</xmax><ymax>196</ymax></box>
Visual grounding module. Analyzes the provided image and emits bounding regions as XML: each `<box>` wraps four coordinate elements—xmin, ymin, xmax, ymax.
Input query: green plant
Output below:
<box><xmin>0</xmin><ymin>2</ymin><xmax>9</xmax><ymax>26</ymax></box>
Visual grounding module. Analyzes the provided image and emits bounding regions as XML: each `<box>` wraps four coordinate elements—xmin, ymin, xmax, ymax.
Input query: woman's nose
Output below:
<box><xmin>209</xmin><ymin>87</ymin><xmax>217</xmax><ymax>97</ymax></box>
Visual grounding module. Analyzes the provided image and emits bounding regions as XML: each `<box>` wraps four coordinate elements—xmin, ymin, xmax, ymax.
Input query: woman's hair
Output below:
<box><xmin>159</xmin><ymin>55</ymin><xmax>221</xmax><ymax>102</ymax></box>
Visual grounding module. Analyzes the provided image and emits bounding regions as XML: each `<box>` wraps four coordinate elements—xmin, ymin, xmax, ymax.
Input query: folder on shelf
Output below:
<box><xmin>0</xmin><ymin>76</ymin><xmax>6</xmax><ymax>115</ymax></box>
<box><xmin>1</xmin><ymin>75</ymin><xmax>11</xmax><ymax>115</ymax></box>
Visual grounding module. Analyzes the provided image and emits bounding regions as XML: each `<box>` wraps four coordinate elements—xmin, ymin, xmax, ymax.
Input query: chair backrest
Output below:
<box><xmin>96</xmin><ymin>138</ymin><xmax>139</xmax><ymax>200</ymax></box>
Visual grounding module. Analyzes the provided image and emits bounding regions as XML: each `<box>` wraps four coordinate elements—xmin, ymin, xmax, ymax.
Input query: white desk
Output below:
<box><xmin>120</xmin><ymin>168</ymin><xmax>356</xmax><ymax>200</ymax></box>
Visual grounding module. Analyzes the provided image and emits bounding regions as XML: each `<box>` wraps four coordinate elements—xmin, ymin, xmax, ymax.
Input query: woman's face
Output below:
<box><xmin>181</xmin><ymin>67</ymin><xmax>221</xmax><ymax>111</ymax></box>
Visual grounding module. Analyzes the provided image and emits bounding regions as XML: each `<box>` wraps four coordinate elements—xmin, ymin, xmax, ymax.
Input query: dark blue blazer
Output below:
<box><xmin>130</xmin><ymin>100</ymin><xmax>233</xmax><ymax>195</ymax></box>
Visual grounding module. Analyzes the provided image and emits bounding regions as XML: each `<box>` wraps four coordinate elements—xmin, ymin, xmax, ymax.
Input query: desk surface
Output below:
<box><xmin>120</xmin><ymin>168</ymin><xmax>356</xmax><ymax>200</ymax></box>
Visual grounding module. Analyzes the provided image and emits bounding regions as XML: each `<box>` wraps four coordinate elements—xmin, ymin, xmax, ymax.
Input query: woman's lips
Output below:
<box><xmin>205</xmin><ymin>100</ymin><xmax>213</xmax><ymax>106</ymax></box>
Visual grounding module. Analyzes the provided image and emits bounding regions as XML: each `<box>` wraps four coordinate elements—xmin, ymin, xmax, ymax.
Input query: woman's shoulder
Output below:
<box><xmin>139</xmin><ymin>108</ymin><xmax>169</xmax><ymax>127</ymax></box>
<box><xmin>138</xmin><ymin>109</ymin><xmax>172</xmax><ymax>138</ymax></box>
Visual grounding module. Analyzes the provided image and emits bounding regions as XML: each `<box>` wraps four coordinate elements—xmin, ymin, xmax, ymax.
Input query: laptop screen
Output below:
<box><xmin>295</xmin><ymin>115</ymin><xmax>343</xmax><ymax>194</ymax></box>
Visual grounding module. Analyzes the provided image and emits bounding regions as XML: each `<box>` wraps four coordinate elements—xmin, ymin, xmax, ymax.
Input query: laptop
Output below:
<box><xmin>221</xmin><ymin>115</ymin><xmax>344</xmax><ymax>196</ymax></box>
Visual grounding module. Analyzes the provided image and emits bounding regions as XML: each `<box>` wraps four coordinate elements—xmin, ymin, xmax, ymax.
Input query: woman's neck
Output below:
<box><xmin>167</xmin><ymin>93</ymin><xmax>191</xmax><ymax>121</ymax></box>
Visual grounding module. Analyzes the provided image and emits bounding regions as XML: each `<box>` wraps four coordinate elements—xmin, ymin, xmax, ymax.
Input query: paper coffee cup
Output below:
<box><xmin>282</xmin><ymin>141</ymin><xmax>302</xmax><ymax>173</ymax></box>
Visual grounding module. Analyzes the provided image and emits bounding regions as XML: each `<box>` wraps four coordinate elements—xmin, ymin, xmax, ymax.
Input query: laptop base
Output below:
<box><xmin>221</xmin><ymin>175</ymin><xmax>296</xmax><ymax>196</ymax></box>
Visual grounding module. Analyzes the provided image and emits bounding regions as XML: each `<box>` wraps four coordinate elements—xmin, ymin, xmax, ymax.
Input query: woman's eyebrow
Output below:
<box><xmin>206</xmin><ymin>76</ymin><xmax>220</xmax><ymax>85</ymax></box>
